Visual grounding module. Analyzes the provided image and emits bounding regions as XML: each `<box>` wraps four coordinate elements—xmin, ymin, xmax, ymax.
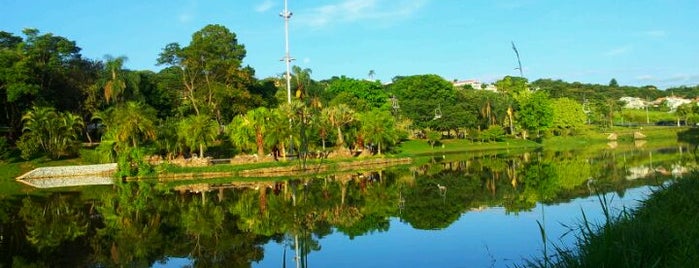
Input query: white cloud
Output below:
<box><xmin>255</xmin><ymin>0</ymin><xmax>275</xmax><ymax>13</ymax></box>
<box><xmin>604</xmin><ymin>45</ymin><xmax>632</xmax><ymax>56</ymax></box>
<box><xmin>298</xmin><ymin>0</ymin><xmax>428</xmax><ymax>28</ymax></box>
<box><xmin>179</xmin><ymin>13</ymin><xmax>193</xmax><ymax>23</ymax></box>
<box><xmin>303</xmin><ymin>57</ymin><xmax>311</xmax><ymax>63</ymax></box>
<box><xmin>642</xmin><ymin>30</ymin><xmax>666</xmax><ymax>38</ymax></box>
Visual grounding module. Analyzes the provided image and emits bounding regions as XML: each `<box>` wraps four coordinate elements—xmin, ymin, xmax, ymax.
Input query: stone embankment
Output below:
<box><xmin>16</xmin><ymin>163</ymin><xmax>117</xmax><ymax>188</ymax></box>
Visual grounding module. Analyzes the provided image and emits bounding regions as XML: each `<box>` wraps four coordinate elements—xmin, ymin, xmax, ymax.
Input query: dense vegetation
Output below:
<box><xmin>522</xmin><ymin>176</ymin><xmax>699</xmax><ymax>268</ymax></box>
<box><xmin>2</xmin><ymin>26</ymin><xmax>698</xmax><ymax>175</ymax></box>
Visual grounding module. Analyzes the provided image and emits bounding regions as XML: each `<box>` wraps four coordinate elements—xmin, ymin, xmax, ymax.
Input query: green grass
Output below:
<box><xmin>521</xmin><ymin>176</ymin><xmax>699</xmax><ymax>268</ymax></box>
<box><xmin>0</xmin><ymin>155</ymin><xmax>92</xmax><ymax>196</ymax></box>
<box><xmin>395</xmin><ymin>138</ymin><xmax>540</xmax><ymax>156</ymax></box>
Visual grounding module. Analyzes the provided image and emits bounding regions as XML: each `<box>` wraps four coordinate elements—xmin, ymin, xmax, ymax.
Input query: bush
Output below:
<box><xmin>0</xmin><ymin>137</ymin><xmax>10</xmax><ymax>160</ymax></box>
<box><xmin>426</xmin><ymin>130</ymin><xmax>441</xmax><ymax>148</ymax></box>
<box><xmin>480</xmin><ymin>125</ymin><xmax>505</xmax><ymax>142</ymax></box>
<box><xmin>16</xmin><ymin>134</ymin><xmax>40</xmax><ymax>160</ymax></box>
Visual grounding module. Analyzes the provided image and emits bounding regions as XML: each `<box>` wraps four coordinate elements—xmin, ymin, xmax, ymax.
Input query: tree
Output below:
<box><xmin>676</xmin><ymin>102</ymin><xmax>695</xmax><ymax>126</ymax></box>
<box><xmin>517</xmin><ymin>91</ymin><xmax>553</xmax><ymax>139</ymax></box>
<box><xmin>323</xmin><ymin>104</ymin><xmax>356</xmax><ymax>149</ymax></box>
<box><xmin>550</xmin><ymin>98</ymin><xmax>586</xmax><ymax>135</ymax></box>
<box><xmin>389</xmin><ymin>74</ymin><xmax>456</xmax><ymax>129</ymax></box>
<box><xmin>1</xmin><ymin>29</ymin><xmax>96</xmax><ymax>140</ymax></box>
<box><xmin>609</xmin><ymin>78</ymin><xmax>619</xmax><ymax>87</ymax></box>
<box><xmin>178</xmin><ymin>114</ymin><xmax>219</xmax><ymax>157</ymax></box>
<box><xmin>326</xmin><ymin>76</ymin><xmax>388</xmax><ymax>111</ymax></box>
<box><xmin>157</xmin><ymin>24</ymin><xmax>249</xmax><ymax>118</ymax></box>
<box><xmin>102</xmin><ymin>55</ymin><xmax>128</xmax><ymax>104</ymax></box>
<box><xmin>20</xmin><ymin>106</ymin><xmax>84</xmax><ymax>159</ymax></box>
<box><xmin>292</xmin><ymin>65</ymin><xmax>312</xmax><ymax>99</ymax></box>
<box><xmin>103</xmin><ymin>102</ymin><xmax>157</xmax><ymax>149</ymax></box>
<box><xmin>228</xmin><ymin>107</ymin><xmax>271</xmax><ymax>156</ymax></box>
<box><xmin>359</xmin><ymin>109</ymin><xmax>399</xmax><ymax>155</ymax></box>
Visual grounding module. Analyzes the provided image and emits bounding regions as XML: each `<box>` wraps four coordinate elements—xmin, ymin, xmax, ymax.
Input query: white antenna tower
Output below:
<box><xmin>280</xmin><ymin>0</ymin><xmax>294</xmax><ymax>104</ymax></box>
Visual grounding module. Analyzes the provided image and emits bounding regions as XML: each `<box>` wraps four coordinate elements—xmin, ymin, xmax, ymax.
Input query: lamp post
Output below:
<box><xmin>280</xmin><ymin>0</ymin><xmax>293</xmax><ymax>104</ymax></box>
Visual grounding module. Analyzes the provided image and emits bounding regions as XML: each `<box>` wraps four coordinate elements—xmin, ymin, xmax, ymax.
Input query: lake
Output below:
<box><xmin>1</xmin><ymin>143</ymin><xmax>695</xmax><ymax>267</ymax></box>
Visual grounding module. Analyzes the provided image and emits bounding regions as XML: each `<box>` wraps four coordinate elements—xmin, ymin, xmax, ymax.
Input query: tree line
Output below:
<box><xmin>1</xmin><ymin>25</ymin><xmax>697</xmax><ymax>168</ymax></box>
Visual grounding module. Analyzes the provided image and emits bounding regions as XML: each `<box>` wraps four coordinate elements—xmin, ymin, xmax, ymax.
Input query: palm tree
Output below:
<box><xmin>292</xmin><ymin>66</ymin><xmax>312</xmax><ymax>99</ymax></box>
<box><xmin>368</xmin><ymin>70</ymin><xmax>375</xmax><ymax>81</ymax></box>
<box><xmin>21</xmin><ymin>106</ymin><xmax>57</xmax><ymax>150</ymax></box>
<box><xmin>107</xmin><ymin>102</ymin><xmax>157</xmax><ymax>148</ymax></box>
<box><xmin>359</xmin><ymin>109</ymin><xmax>399</xmax><ymax>155</ymax></box>
<box><xmin>103</xmin><ymin>55</ymin><xmax>128</xmax><ymax>104</ymax></box>
<box><xmin>228</xmin><ymin>107</ymin><xmax>271</xmax><ymax>156</ymax></box>
<box><xmin>264</xmin><ymin>107</ymin><xmax>293</xmax><ymax>160</ymax></box>
<box><xmin>178</xmin><ymin>114</ymin><xmax>219</xmax><ymax>157</ymax></box>
<box><xmin>323</xmin><ymin>104</ymin><xmax>355</xmax><ymax>149</ymax></box>
<box><xmin>21</xmin><ymin>107</ymin><xmax>84</xmax><ymax>159</ymax></box>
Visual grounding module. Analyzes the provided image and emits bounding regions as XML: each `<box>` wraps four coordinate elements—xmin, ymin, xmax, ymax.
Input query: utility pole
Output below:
<box><xmin>280</xmin><ymin>0</ymin><xmax>294</xmax><ymax>104</ymax></box>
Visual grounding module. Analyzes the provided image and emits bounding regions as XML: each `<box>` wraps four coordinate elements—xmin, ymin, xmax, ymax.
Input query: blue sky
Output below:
<box><xmin>3</xmin><ymin>0</ymin><xmax>698</xmax><ymax>88</ymax></box>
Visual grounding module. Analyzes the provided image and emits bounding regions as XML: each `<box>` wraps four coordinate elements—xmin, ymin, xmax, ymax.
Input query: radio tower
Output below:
<box><xmin>280</xmin><ymin>0</ymin><xmax>294</xmax><ymax>103</ymax></box>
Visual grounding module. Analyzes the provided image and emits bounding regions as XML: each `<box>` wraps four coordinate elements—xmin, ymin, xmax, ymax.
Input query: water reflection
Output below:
<box><xmin>0</xmin><ymin>145</ymin><xmax>696</xmax><ymax>267</ymax></box>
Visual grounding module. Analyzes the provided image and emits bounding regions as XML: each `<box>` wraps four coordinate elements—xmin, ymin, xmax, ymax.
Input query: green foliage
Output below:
<box><xmin>228</xmin><ymin>107</ymin><xmax>271</xmax><ymax>156</ymax></box>
<box><xmin>359</xmin><ymin>109</ymin><xmax>400</xmax><ymax>154</ymax></box>
<box><xmin>518</xmin><ymin>91</ymin><xmax>554</xmax><ymax>137</ymax></box>
<box><xmin>116</xmin><ymin>147</ymin><xmax>154</xmax><ymax>178</ymax></box>
<box><xmin>480</xmin><ymin>125</ymin><xmax>506</xmax><ymax>142</ymax></box>
<box><xmin>18</xmin><ymin>194</ymin><xmax>89</xmax><ymax>252</ymax></box>
<box><xmin>16</xmin><ymin>133</ymin><xmax>40</xmax><ymax>160</ymax></box>
<box><xmin>0</xmin><ymin>137</ymin><xmax>9</xmax><ymax>160</ymax></box>
<box><xmin>524</xmin><ymin>178</ymin><xmax>699</xmax><ymax>268</ymax></box>
<box><xmin>551</xmin><ymin>97</ymin><xmax>586</xmax><ymax>136</ymax></box>
<box><xmin>426</xmin><ymin>130</ymin><xmax>441</xmax><ymax>148</ymax></box>
<box><xmin>326</xmin><ymin>76</ymin><xmax>388</xmax><ymax>111</ymax></box>
<box><xmin>20</xmin><ymin>106</ymin><xmax>84</xmax><ymax>159</ymax></box>
<box><xmin>495</xmin><ymin>76</ymin><xmax>530</xmax><ymax>102</ymax></box>
<box><xmin>177</xmin><ymin>114</ymin><xmax>219</xmax><ymax>157</ymax></box>
<box><xmin>102</xmin><ymin>102</ymin><xmax>158</xmax><ymax>149</ymax></box>
<box><xmin>389</xmin><ymin>74</ymin><xmax>456</xmax><ymax>129</ymax></box>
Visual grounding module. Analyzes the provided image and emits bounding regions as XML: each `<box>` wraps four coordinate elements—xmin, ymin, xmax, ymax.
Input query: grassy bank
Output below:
<box><xmin>0</xmin><ymin>126</ymin><xmax>688</xmax><ymax>184</ymax></box>
<box><xmin>522</xmin><ymin>176</ymin><xmax>699</xmax><ymax>267</ymax></box>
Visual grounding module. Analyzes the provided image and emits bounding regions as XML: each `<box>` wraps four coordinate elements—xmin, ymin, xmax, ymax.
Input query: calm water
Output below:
<box><xmin>1</xmin><ymin>144</ymin><xmax>695</xmax><ymax>267</ymax></box>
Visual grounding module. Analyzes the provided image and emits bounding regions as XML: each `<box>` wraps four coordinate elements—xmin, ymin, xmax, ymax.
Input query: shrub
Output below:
<box><xmin>0</xmin><ymin>137</ymin><xmax>10</xmax><ymax>160</ymax></box>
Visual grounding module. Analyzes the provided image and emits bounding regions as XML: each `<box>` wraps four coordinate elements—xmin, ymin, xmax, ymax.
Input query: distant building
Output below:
<box><xmin>452</xmin><ymin>79</ymin><xmax>497</xmax><ymax>91</ymax></box>
<box><xmin>620</xmin><ymin>96</ymin><xmax>695</xmax><ymax>111</ymax></box>
<box><xmin>619</xmin><ymin>97</ymin><xmax>648</xmax><ymax>109</ymax></box>
<box><xmin>656</xmin><ymin>96</ymin><xmax>693</xmax><ymax>111</ymax></box>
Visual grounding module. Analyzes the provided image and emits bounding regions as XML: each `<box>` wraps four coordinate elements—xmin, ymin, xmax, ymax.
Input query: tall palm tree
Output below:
<box><xmin>103</xmin><ymin>55</ymin><xmax>128</xmax><ymax>104</ymax></box>
<box><xmin>178</xmin><ymin>114</ymin><xmax>219</xmax><ymax>157</ymax></box>
<box><xmin>292</xmin><ymin>66</ymin><xmax>312</xmax><ymax>99</ymax></box>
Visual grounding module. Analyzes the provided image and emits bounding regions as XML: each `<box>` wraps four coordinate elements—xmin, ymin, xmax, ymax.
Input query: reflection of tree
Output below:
<box><xmin>1</xmin><ymin>147</ymin><xmax>685</xmax><ymax>266</ymax></box>
<box><xmin>401</xmin><ymin>171</ymin><xmax>481</xmax><ymax>230</ymax></box>
<box><xmin>19</xmin><ymin>194</ymin><xmax>88</xmax><ymax>252</ymax></box>
<box><xmin>92</xmin><ymin>182</ymin><xmax>170</xmax><ymax>267</ymax></box>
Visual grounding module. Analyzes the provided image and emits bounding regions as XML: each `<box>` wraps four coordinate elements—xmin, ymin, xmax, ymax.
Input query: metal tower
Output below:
<box><xmin>280</xmin><ymin>0</ymin><xmax>294</xmax><ymax>103</ymax></box>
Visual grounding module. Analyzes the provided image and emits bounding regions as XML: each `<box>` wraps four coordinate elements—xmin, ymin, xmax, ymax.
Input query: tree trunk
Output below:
<box><xmin>255</xmin><ymin>130</ymin><xmax>264</xmax><ymax>157</ymax></box>
<box><xmin>336</xmin><ymin>127</ymin><xmax>344</xmax><ymax>148</ymax></box>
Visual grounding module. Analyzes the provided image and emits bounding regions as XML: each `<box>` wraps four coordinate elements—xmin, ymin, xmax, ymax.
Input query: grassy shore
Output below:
<box><xmin>0</xmin><ymin>126</ymin><xmax>690</xmax><ymax>184</ymax></box>
<box><xmin>521</xmin><ymin>176</ymin><xmax>699</xmax><ymax>268</ymax></box>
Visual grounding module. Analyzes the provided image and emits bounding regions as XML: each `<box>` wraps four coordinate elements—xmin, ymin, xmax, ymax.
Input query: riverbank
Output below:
<box><xmin>522</xmin><ymin>176</ymin><xmax>699</xmax><ymax>267</ymax></box>
<box><xmin>2</xmin><ymin>126</ymin><xmax>690</xmax><ymax>189</ymax></box>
